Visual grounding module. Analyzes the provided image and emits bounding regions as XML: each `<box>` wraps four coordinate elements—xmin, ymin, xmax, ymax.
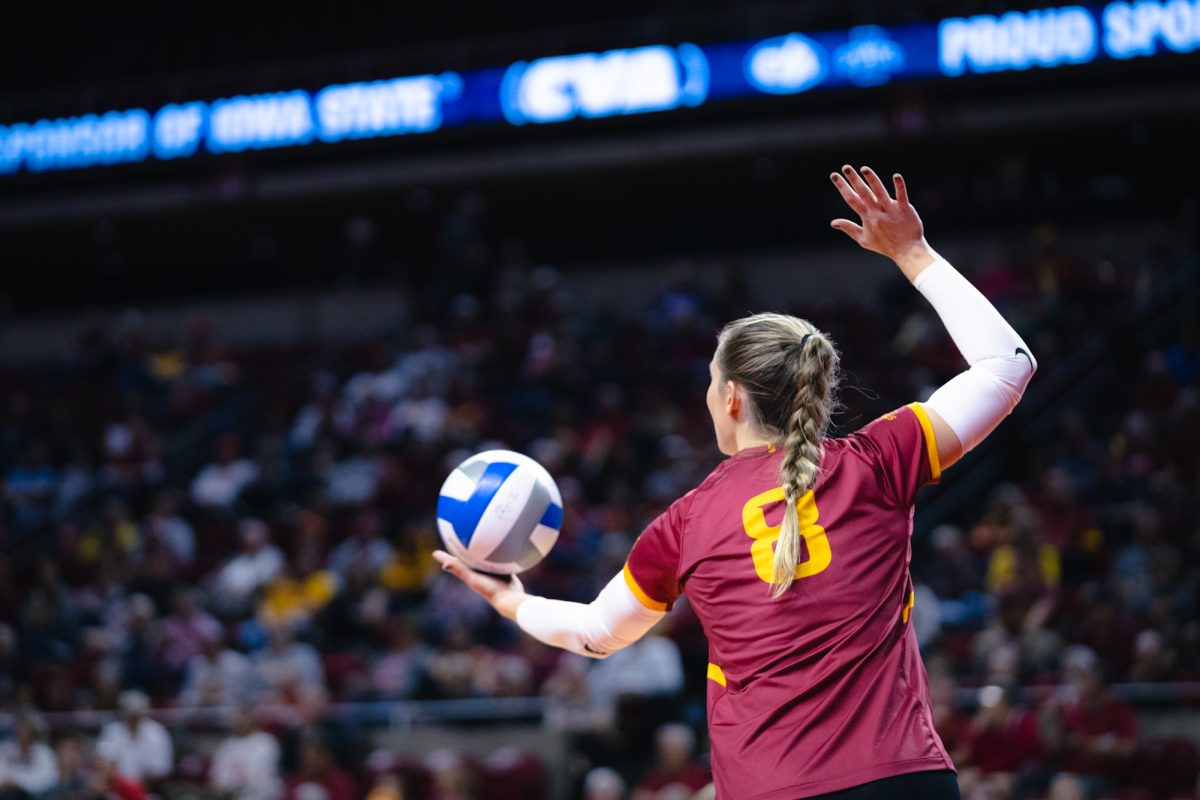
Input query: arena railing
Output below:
<box><xmin>1</xmin><ymin>696</ymin><xmax>550</xmax><ymax>734</ymax></box>
<box><xmin>3</xmin><ymin>682</ymin><xmax>1198</xmax><ymax>734</ymax></box>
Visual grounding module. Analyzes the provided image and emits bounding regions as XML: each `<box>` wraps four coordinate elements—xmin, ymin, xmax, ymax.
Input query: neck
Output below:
<box><xmin>733</xmin><ymin>424</ymin><xmax>776</xmax><ymax>453</ymax></box>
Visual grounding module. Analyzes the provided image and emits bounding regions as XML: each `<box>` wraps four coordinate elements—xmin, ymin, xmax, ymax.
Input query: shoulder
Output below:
<box><xmin>840</xmin><ymin>404</ymin><xmax>926</xmax><ymax>446</ymax></box>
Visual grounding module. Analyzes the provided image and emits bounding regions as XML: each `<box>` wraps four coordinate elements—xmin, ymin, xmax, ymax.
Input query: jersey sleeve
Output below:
<box><xmin>623</xmin><ymin>491</ymin><xmax>692</xmax><ymax>611</ymax></box>
<box><xmin>851</xmin><ymin>402</ymin><xmax>941</xmax><ymax>508</ymax></box>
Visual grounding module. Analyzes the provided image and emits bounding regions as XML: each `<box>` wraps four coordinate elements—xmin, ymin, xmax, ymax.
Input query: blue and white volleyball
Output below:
<box><xmin>436</xmin><ymin>450</ymin><xmax>563</xmax><ymax>575</ymax></box>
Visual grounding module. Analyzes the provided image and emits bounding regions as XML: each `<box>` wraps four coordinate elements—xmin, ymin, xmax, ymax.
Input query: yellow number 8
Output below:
<box><xmin>742</xmin><ymin>487</ymin><xmax>832</xmax><ymax>585</ymax></box>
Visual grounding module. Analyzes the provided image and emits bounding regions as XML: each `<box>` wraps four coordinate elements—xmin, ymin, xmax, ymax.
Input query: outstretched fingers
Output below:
<box><xmin>840</xmin><ymin>164</ymin><xmax>878</xmax><ymax>206</ymax></box>
<box><xmin>893</xmin><ymin>172</ymin><xmax>909</xmax><ymax>206</ymax></box>
<box><xmin>830</xmin><ymin>171</ymin><xmax>868</xmax><ymax>216</ymax></box>
<box><xmin>860</xmin><ymin>166</ymin><xmax>891</xmax><ymax>204</ymax></box>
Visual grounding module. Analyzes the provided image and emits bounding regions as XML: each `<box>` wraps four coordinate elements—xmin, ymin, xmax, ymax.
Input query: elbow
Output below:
<box><xmin>980</xmin><ymin>349</ymin><xmax>1037</xmax><ymax>402</ymax></box>
<box><xmin>579</xmin><ymin>638</ymin><xmax>617</xmax><ymax>659</ymax></box>
<box><xmin>1017</xmin><ymin>345</ymin><xmax>1038</xmax><ymax>378</ymax></box>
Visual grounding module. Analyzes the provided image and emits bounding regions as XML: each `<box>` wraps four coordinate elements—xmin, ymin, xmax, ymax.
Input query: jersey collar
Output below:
<box><xmin>730</xmin><ymin>443</ymin><xmax>778</xmax><ymax>461</ymax></box>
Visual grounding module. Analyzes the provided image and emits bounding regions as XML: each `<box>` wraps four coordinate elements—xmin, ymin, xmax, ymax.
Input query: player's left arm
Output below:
<box><xmin>432</xmin><ymin>551</ymin><xmax>664</xmax><ymax>659</ymax></box>
<box><xmin>830</xmin><ymin>164</ymin><xmax>1036</xmax><ymax>471</ymax></box>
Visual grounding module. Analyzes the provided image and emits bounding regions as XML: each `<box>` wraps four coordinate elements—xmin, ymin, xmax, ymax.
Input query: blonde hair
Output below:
<box><xmin>716</xmin><ymin>313</ymin><xmax>840</xmax><ymax>598</ymax></box>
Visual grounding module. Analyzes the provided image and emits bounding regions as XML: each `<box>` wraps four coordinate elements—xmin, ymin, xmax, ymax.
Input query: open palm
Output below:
<box><xmin>829</xmin><ymin>164</ymin><xmax>929</xmax><ymax>272</ymax></box>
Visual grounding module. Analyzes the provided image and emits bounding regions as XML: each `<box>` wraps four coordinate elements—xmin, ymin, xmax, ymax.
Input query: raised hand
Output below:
<box><xmin>829</xmin><ymin>165</ymin><xmax>936</xmax><ymax>281</ymax></box>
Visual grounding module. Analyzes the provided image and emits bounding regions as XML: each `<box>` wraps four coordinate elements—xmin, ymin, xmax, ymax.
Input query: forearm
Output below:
<box><xmin>515</xmin><ymin>572</ymin><xmax>665</xmax><ymax>659</ymax></box>
<box><xmin>911</xmin><ymin>249</ymin><xmax>1037</xmax><ymax>452</ymax></box>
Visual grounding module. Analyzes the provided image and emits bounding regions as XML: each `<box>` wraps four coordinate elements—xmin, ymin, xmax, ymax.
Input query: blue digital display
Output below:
<box><xmin>500</xmin><ymin>45</ymin><xmax>707</xmax><ymax>125</ymax></box>
<box><xmin>0</xmin><ymin>0</ymin><xmax>1195</xmax><ymax>176</ymax></box>
<box><xmin>743</xmin><ymin>34</ymin><xmax>829</xmax><ymax>94</ymax></box>
<box><xmin>939</xmin><ymin>6</ymin><xmax>1100</xmax><ymax>77</ymax></box>
<box><xmin>315</xmin><ymin>74</ymin><xmax>461</xmax><ymax>141</ymax></box>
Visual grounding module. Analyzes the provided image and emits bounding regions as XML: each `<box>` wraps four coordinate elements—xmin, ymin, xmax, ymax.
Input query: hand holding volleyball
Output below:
<box><xmin>436</xmin><ymin>449</ymin><xmax>563</xmax><ymax>575</ymax></box>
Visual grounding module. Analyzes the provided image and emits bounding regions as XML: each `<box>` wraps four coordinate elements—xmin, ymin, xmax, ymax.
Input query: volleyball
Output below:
<box><xmin>436</xmin><ymin>449</ymin><xmax>563</xmax><ymax>575</ymax></box>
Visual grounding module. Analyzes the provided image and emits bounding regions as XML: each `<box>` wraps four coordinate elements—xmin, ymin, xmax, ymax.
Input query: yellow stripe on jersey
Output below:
<box><xmin>906</xmin><ymin>402</ymin><xmax>942</xmax><ymax>482</ymax></box>
<box><xmin>707</xmin><ymin>663</ymin><xmax>727</xmax><ymax>686</ymax></box>
<box><xmin>901</xmin><ymin>589</ymin><xmax>916</xmax><ymax>624</ymax></box>
<box><xmin>623</xmin><ymin>563</ymin><xmax>668</xmax><ymax>612</ymax></box>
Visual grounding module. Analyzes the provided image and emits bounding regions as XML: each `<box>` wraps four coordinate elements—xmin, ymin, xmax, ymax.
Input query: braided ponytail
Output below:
<box><xmin>773</xmin><ymin>334</ymin><xmax>837</xmax><ymax>597</ymax></box>
<box><xmin>715</xmin><ymin>313</ymin><xmax>841</xmax><ymax>598</ymax></box>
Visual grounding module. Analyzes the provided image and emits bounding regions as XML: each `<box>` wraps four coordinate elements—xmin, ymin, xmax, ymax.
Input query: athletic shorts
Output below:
<box><xmin>804</xmin><ymin>770</ymin><xmax>960</xmax><ymax>800</ymax></box>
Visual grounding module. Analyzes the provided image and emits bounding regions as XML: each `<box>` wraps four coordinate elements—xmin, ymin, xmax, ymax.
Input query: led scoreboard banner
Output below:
<box><xmin>1</xmin><ymin>0</ymin><xmax>1197</xmax><ymax>175</ymax></box>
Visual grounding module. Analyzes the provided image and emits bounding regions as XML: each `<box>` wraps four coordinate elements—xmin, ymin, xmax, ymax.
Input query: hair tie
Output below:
<box><xmin>799</xmin><ymin>333</ymin><xmax>814</xmax><ymax>348</ymax></box>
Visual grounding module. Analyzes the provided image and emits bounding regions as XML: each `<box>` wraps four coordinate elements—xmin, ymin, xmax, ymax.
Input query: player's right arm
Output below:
<box><xmin>432</xmin><ymin>494</ymin><xmax>685</xmax><ymax>659</ymax></box>
<box><xmin>431</xmin><ymin>552</ymin><xmax>666</xmax><ymax>659</ymax></box>
<box><xmin>830</xmin><ymin>164</ymin><xmax>1036</xmax><ymax>470</ymax></box>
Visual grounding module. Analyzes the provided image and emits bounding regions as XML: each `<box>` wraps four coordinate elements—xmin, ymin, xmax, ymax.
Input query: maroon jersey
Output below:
<box><xmin>625</xmin><ymin>403</ymin><xmax>954</xmax><ymax>799</ymax></box>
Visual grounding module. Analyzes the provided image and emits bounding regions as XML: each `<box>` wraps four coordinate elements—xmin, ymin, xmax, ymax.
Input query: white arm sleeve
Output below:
<box><xmin>914</xmin><ymin>258</ymin><xmax>1037</xmax><ymax>453</ymax></box>
<box><xmin>515</xmin><ymin>572</ymin><xmax>666</xmax><ymax>659</ymax></box>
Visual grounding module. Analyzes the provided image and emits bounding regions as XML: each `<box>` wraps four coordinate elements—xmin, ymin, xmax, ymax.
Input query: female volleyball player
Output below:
<box><xmin>435</xmin><ymin>166</ymin><xmax>1036</xmax><ymax>799</ymax></box>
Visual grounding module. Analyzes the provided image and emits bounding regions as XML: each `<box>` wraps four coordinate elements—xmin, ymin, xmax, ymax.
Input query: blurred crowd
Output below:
<box><xmin>0</xmin><ymin>202</ymin><xmax>1198</xmax><ymax>800</ymax></box>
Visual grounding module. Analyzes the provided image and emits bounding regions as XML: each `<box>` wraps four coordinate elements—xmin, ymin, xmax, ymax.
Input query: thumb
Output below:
<box><xmin>433</xmin><ymin>549</ymin><xmax>466</xmax><ymax>577</ymax></box>
<box><xmin>831</xmin><ymin>219</ymin><xmax>864</xmax><ymax>241</ymax></box>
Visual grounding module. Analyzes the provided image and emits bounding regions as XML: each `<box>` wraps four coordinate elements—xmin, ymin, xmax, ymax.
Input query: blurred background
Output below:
<box><xmin>0</xmin><ymin>2</ymin><xmax>1198</xmax><ymax>800</ymax></box>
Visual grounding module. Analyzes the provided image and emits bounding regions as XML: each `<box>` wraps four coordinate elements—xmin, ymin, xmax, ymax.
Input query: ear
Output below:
<box><xmin>724</xmin><ymin>380</ymin><xmax>741</xmax><ymax>418</ymax></box>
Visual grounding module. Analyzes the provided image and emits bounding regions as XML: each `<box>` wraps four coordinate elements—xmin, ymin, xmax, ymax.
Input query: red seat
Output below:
<box><xmin>1131</xmin><ymin>737</ymin><xmax>1199</xmax><ymax>799</ymax></box>
<box><xmin>321</xmin><ymin>651</ymin><xmax>365</xmax><ymax>697</ymax></box>
<box><xmin>480</xmin><ymin>749</ymin><xmax>547</xmax><ymax>800</ymax></box>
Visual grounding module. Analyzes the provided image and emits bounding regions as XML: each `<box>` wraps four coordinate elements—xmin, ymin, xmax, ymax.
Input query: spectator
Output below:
<box><xmin>192</xmin><ymin>434</ymin><xmax>258</xmax><ymax>508</ymax></box>
<box><xmin>378</xmin><ymin>523</ymin><xmax>437</xmax><ymax>597</ymax></box>
<box><xmin>424</xmin><ymin>750</ymin><xmax>476</xmax><ymax>800</ymax></box>
<box><xmin>363</xmin><ymin>774</ymin><xmax>403</xmax><ymax>800</ymax></box>
<box><xmin>20</xmin><ymin>559</ymin><xmax>78</xmax><ymax>667</ymax></box>
<box><xmin>1130</xmin><ymin>629</ymin><xmax>1176</xmax><ymax>682</ymax></box>
<box><xmin>587</xmin><ymin>634</ymin><xmax>685</xmax><ymax>713</ymax></box>
<box><xmin>327</xmin><ymin>509</ymin><xmax>392</xmax><ymax>581</ymax></box>
<box><xmin>0</xmin><ymin>712</ymin><xmax>59</xmax><ymax>796</ymax></box>
<box><xmin>179</xmin><ymin>633</ymin><xmax>256</xmax><ymax>707</ymax></box>
<box><xmin>159</xmin><ymin>589</ymin><xmax>222</xmax><ymax>674</ymax></box>
<box><xmin>584</xmin><ymin>768</ymin><xmax>626</xmax><ymax>800</ymax></box>
<box><xmin>46</xmin><ymin>736</ymin><xmax>94</xmax><ymax>800</ymax></box>
<box><xmin>1045</xmin><ymin>772</ymin><xmax>1087</xmax><ymax>800</ymax></box>
<box><xmin>387</xmin><ymin>379</ymin><xmax>448</xmax><ymax>443</ymax></box>
<box><xmin>631</xmin><ymin>724</ymin><xmax>709</xmax><ymax>800</ymax></box>
<box><xmin>953</xmin><ymin>686</ymin><xmax>1044</xmax><ymax>777</ymax></box>
<box><xmin>210</xmin><ymin>708</ymin><xmax>282</xmax><ymax>800</ymax></box>
<box><xmin>260</xmin><ymin>546</ymin><xmax>338</xmax><ymax>629</ymax></box>
<box><xmin>283</xmin><ymin>739</ymin><xmax>354</xmax><ymax>800</ymax></box>
<box><xmin>253</xmin><ymin>624</ymin><xmax>325</xmax><ymax>704</ymax></box>
<box><xmin>79</xmin><ymin>499</ymin><xmax>141</xmax><ymax>569</ymax></box>
<box><xmin>210</xmin><ymin>519</ymin><xmax>284</xmax><ymax>615</ymax></box>
<box><xmin>115</xmin><ymin>596</ymin><xmax>164</xmax><ymax>698</ymax></box>
<box><xmin>289</xmin><ymin>373</ymin><xmax>346</xmax><ymax>452</ymax></box>
<box><xmin>1053</xmin><ymin>649</ymin><xmax>1136</xmax><ymax>784</ymax></box>
<box><xmin>370</xmin><ymin>618</ymin><xmax>428</xmax><ymax>700</ymax></box>
<box><xmin>318</xmin><ymin>445</ymin><xmax>383</xmax><ymax>506</ymax></box>
<box><xmin>96</xmin><ymin>691</ymin><xmax>173</xmax><ymax>783</ymax></box>
<box><xmin>142</xmin><ymin>492</ymin><xmax>195</xmax><ymax>567</ymax></box>
<box><xmin>5</xmin><ymin>441</ymin><xmax>59</xmax><ymax>530</ymax></box>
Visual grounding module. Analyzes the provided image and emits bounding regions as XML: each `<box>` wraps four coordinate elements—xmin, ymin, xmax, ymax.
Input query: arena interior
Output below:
<box><xmin>0</xmin><ymin>2</ymin><xmax>1199</xmax><ymax>799</ymax></box>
